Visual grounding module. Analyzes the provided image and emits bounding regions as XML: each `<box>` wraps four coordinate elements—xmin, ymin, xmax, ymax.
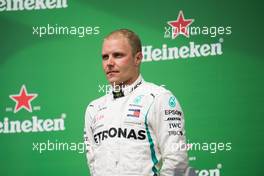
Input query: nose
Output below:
<box><xmin>106</xmin><ymin>55</ymin><xmax>115</xmax><ymax>66</ymax></box>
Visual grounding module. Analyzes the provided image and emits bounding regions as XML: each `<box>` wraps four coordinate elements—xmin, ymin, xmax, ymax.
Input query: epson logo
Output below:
<box><xmin>165</xmin><ymin>110</ymin><xmax>182</xmax><ymax>116</ymax></box>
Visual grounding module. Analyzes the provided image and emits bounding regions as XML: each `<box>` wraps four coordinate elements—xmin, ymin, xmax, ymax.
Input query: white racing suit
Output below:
<box><xmin>84</xmin><ymin>75</ymin><xmax>189</xmax><ymax>176</ymax></box>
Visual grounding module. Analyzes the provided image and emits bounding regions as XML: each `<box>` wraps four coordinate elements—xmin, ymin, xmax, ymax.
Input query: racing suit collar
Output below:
<box><xmin>110</xmin><ymin>74</ymin><xmax>144</xmax><ymax>99</ymax></box>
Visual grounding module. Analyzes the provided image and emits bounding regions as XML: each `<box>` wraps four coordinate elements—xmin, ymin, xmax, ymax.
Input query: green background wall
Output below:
<box><xmin>1</xmin><ymin>0</ymin><xmax>263</xmax><ymax>175</ymax></box>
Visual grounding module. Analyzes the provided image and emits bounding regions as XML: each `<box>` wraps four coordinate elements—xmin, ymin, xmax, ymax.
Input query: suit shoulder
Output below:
<box><xmin>85</xmin><ymin>94</ymin><xmax>108</xmax><ymax>114</ymax></box>
<box><xmin>143</xmin><ymin>81</ymin><xmax>172</xmax><ymax>96</ymax></box>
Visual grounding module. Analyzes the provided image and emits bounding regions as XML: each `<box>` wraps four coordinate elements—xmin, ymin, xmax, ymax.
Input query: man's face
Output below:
<box><xmin>102</xmin><ymin>36</ymin><xmax>141</xmax><ymax>86</ymax></box>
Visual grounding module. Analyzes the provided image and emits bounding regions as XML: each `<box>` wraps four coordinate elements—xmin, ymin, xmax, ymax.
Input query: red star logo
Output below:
<box><xmin>168</xmin><ymin>11</ymin><xmax>194</xmax><ymax>39</ymax></box>
<box><xmin>9</xmin><ymin>85</ymin><xmax>38</xmax><ymax>113</ymax></box>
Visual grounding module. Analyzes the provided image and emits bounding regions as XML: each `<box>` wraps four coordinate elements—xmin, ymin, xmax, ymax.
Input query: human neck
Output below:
<box><xmin>111</xmin><ymin>74</ymin><xmax>140</xmax><ymax>90</ymax></box>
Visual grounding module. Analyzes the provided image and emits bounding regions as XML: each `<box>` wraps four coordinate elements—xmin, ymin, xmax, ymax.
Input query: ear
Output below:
<box><xmin>134</xmin><ymin>52</ymin><xmax>143</xmax><ymax>66</ymax></box>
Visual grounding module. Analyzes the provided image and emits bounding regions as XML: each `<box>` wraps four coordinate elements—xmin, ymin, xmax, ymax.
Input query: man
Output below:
<box><xmin>84</xmin><ymin>29</ymin><xmax>192</xmax><ymax>176</ymax></box>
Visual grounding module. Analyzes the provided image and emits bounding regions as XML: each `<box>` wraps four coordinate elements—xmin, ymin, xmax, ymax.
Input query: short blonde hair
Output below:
<box><xmin>104</xmin><ymin>29</ymin><xmax>142</xmax><ymax>56</ymax></box>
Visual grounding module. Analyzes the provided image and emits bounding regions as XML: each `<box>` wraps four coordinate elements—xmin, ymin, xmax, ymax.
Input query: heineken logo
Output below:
<box><xmin>167</xmin><ymin>10</ymin><xmax>194</xmax><ymax>39</ymax></box>
<box><xmin>0</xmin><ymin>114</ymin><xmax>65</xmax><ymax>133</ymax></box>
<box><xmin>141</xmin><ymin>10</ymin><xmax>231</xmax><ymax>63</ymax></box>
<box><xmin>9</xmin><ymin>85</ymin><xmax>38</xmax><ymax>113</ymax></box>
<box><xmin>1</xmin><ymin>85</ymin><xmax>66</xmax><ymax>134</ymax></box>
<box><xmin>0</xmin><ymin>0</ymin><xmax>68</xmax><ymax>12</ymax></box>
<box><xmin>142</xmin><ymin>39</ymin><xmax>223</xmax><ymax>62</ymax></box>
<box><xmin>165</xmin><ymin>11</ymin><xmax>232</xmax><ymax>39</ymax></box>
